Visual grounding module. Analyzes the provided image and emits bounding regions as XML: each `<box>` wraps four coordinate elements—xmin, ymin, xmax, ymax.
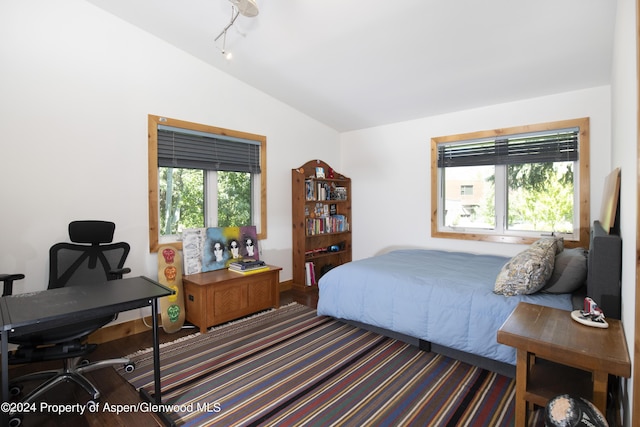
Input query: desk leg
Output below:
<box><xmin>515</xmin><ymin>349</ymin><xmax>528</xmax><ymax>427</ymax></box>
<box><xmin>1</xmin><ymin>330</ymin><xmax>8</xmax><ymax>402</ymax></box>
<box><xmin>2</xmin><ymin>330</ymin><xmax>8</xmax><ymax>427</ymax></box>
<box><xmin>592</xmin><ymin>371</ymin><xmax>608</xmax><ymax>415</ymax></box>
<box><xmin>151</xmin><ymin>298</ymin><xmax>162</xmax><ymax>404</ymax></box>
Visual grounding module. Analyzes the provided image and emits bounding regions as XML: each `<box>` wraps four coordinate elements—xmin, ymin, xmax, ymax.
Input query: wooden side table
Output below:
<box><xmin>497</xmin><ymin>302</ymin><xmax>630</xmax><ymax>426</ymax></box>
<box><xmin>183</xmin><ymin>266</ymin><xmax>281</xmax><ymax>333</ymax></box>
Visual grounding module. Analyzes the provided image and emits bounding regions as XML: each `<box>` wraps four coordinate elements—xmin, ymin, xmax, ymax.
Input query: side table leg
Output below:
<box><xmin>515</xmin><ymin>349</ymin><xmax>528</xmax><ymax>427</ymax></box>
<box><xmin>592</xmin><ymin>371</ymin><xmax>608</xmax><ymax>415</ymax></box>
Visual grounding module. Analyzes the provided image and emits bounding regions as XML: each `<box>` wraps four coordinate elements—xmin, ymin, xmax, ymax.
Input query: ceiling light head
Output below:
<box><xmin>214</xmin><ymin>0</ymin><xmax>258</xmax><ymax>58</ymax></box>
<box><xmin>229</xmin><ymin>0</ymin><xmax>259</xmax><ymax>17</ymax></box>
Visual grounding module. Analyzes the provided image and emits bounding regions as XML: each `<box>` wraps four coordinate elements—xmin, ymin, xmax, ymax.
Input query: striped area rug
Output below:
<box><xmin>117</xmin><ymin>303</ymin><xmax>515</xmax><ymax>426</ymax></box>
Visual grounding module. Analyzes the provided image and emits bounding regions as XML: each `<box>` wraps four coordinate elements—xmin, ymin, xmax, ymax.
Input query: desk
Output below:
<box><xmin>0</xmin><ymin>276</ymin><xmax>172</xmax><ymax>422</ymax></box>
<box><xmin>497</xmin><ymin>302</ymin><xmax>631</xmax><ymax>426</ymax></box>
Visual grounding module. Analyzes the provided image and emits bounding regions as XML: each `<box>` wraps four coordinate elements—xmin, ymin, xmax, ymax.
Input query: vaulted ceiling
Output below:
<box><xmin>86</xmin><ymin>0</ymin><xmax>616</xmax><ymax>132</ymax></box>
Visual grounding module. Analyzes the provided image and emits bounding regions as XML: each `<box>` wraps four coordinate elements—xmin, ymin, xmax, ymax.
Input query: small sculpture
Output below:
<box><xmin>581</xmin><ymin>297</ymin><xmax>605</xmax><ymax>323</ymax></box>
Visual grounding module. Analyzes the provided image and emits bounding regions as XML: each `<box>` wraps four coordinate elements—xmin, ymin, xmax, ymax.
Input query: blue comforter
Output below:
<box><xmin>317</xmin><ymin>249</ymin><xmax>573</xmax><ymax>365</ymax></box>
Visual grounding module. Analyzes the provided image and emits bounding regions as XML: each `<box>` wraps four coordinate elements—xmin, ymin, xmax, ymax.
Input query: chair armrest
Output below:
<box><xmin>0</xmin><ymin>273</ymin><xmax>25</xmax><ymax>296</ymax></box>
<box><xmin>108</xmin><ymin>268</ymin><xmax>131</xmax><ymax>280</ymax></box>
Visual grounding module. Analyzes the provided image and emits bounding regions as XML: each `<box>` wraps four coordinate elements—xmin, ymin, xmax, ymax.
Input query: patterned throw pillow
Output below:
<box><xmin>494</xmin><ymin>238</ymin><xmax>560</xmax><ymax>296</ymax></box>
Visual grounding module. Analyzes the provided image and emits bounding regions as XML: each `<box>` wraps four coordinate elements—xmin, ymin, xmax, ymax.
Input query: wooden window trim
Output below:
<box><xmin>148</xmin><ymin>114</ymin><xmax>267</xmax><ymax>253</ymax></box>
<box><xmin>430</xmin><ymin>117</ymin><xmax>590</xmax><ymax>248</ymax></box>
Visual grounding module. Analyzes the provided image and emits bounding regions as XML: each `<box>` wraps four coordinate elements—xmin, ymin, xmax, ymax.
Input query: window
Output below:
<box><xmin>431</xmin><ymin>118</ymin><xmax>590</xmax><ymax>247</ymax></box>
<box><xmin>148</xmin><ymin>115</ymin><xmax>267</xmax><ymax>252</ymax></box>
<box><xmin>460</xmin><ymin>185</ymin><xmax>474</xmax><ymax>196</ymax></box>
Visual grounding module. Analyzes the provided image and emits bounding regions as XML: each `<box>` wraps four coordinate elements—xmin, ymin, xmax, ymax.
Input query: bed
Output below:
<box><xmin>317</xmin><ymin>221</ymin><xmax>621</xmax><ymax>377</ymax></box>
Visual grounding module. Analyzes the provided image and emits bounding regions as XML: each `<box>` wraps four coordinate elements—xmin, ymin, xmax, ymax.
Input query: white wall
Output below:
<box><xmin>0</xmin><ymin>0</ymin><xmax>340</xmax><ymax>309</ymax></box>
<box><xmin>611</xmin><ymin>0</ymin><xmax>637</xmax><ymax>423</ymax></box>
<box><xmin>1</xmin><ymin>3</ymin><xmax>635</xmax><ymax>418</ymax></box>
<box><xmin>341</xmin><ymin>86</ymin><xmax>612</xmax><ymax>259</ymax></box>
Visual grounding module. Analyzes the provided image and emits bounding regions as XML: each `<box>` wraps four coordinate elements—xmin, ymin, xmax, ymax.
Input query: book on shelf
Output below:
<box><xmin>305</xmin><ymin>214</ymin><xmax>349</xmax><ymax>236</ymax></box>
<box><xmin>304</xmin><ymin>261</ymin><xmax>316</xmax><ymax>286</ymax></box>
<box><xmin>305</xmin><ymin>246</ymin><xmax>328</xmax><ymax>256</ymax></box>
<box><xmin>333</xmin><ymin>186</ymin><xmax>347</xmax><ymax>200</ymax></box>
<box><xmin>228</xmin><ymin>265</ymin><xmax>270</xmax><ymax>275</ymax></box>
<box><xmin>305</xmin><ymin>180</ymin><xmax>315</xmax><ymax>201</ymax></box>
<box><xmin>305</xmin><ymin>181</ymin><xmax>347</xmax><ymax>202</ymax></box>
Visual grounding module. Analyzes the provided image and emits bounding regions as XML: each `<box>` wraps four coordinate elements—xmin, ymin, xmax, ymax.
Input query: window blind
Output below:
<box><xmin>157</xmin><ymin>125</ymin><xmax>261</xmax><ymax>173</ymax></box>
<box><xmin>437</xmin><ymin>128</ymin><xmax>579</xmax><ymax>168</ymax></box>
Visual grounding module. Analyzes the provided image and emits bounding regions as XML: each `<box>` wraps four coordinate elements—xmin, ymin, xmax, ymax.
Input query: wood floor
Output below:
<box><xmin>6</xmin><ymin>289</ymin><xmax>318</xmax><ymax>427</ymax></box>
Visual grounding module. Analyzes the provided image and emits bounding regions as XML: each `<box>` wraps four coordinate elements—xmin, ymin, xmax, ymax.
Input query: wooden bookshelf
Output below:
<box><xmin>292</xmin><ymin>160</ymin><xmax>352</xmax><ymax>291</ymax></box>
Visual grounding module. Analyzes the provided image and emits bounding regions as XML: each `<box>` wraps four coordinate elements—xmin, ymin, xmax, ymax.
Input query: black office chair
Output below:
<box><xmin>1</xmin><ymin>220</ymin><xmax>134</xmax><ymax>410</ymax></box>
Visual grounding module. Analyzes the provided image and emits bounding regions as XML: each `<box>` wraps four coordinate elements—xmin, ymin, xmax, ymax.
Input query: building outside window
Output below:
<box><xmin>460</xmin><ymin>184</ymin><xmax>474</xmax><ymax>196</ymax></box>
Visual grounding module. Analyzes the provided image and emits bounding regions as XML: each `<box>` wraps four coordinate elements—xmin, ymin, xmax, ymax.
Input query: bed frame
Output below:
<box><xmin>343</xmin><ymin>221</ymin><xmax>623</xmax><ymax>378</ymax></box>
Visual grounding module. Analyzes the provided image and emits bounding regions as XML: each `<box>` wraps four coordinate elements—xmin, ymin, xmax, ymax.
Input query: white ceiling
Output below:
<box><xmin>86</xmin><ymin>0</ymin><xmax>617</xmax><ymax>132</ymax></box>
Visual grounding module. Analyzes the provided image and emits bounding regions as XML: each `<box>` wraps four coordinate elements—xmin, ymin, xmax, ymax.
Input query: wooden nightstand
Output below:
<box><xmin>497</xmin><ymin>302</ymin><xmax>630</xmax><ymax>427</ymax></box>
<box><xmin>183</xmin><ymin>266</ymin><xmax>281</xmax><ymax>333</ymax></box>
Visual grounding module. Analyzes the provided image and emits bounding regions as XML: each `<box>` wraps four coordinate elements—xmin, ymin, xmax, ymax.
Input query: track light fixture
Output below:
<box><xmin>214</xmin><ymin>0</ymin><xmax>259</xmax><ymax>59</ymax></box>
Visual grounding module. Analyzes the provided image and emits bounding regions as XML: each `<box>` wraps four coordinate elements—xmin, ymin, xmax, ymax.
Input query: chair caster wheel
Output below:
<box><xmin>124</xmin><ymin>362</ymin><xmax>135</xmax><ymax>373</ymax></box>
<box><xmin>9</xmin><ymin>384</ymin><xmax>22</xmax><ymax>397</ymax></box>
<box><xmin>80</xmin><ymin>358</ymin><xmax>91</xmax><ymax>366</ymax></box>
<box><xmin>8</xmin><ymin>413</ymin><xmax>23</xmax><ymax>427</ymax></box>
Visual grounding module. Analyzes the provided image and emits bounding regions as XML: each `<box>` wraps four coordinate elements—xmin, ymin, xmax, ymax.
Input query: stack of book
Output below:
<box><xmin>228</xmin><ymin>259</ymin><xmax>269</xmax><ymax>275</ymax></box>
